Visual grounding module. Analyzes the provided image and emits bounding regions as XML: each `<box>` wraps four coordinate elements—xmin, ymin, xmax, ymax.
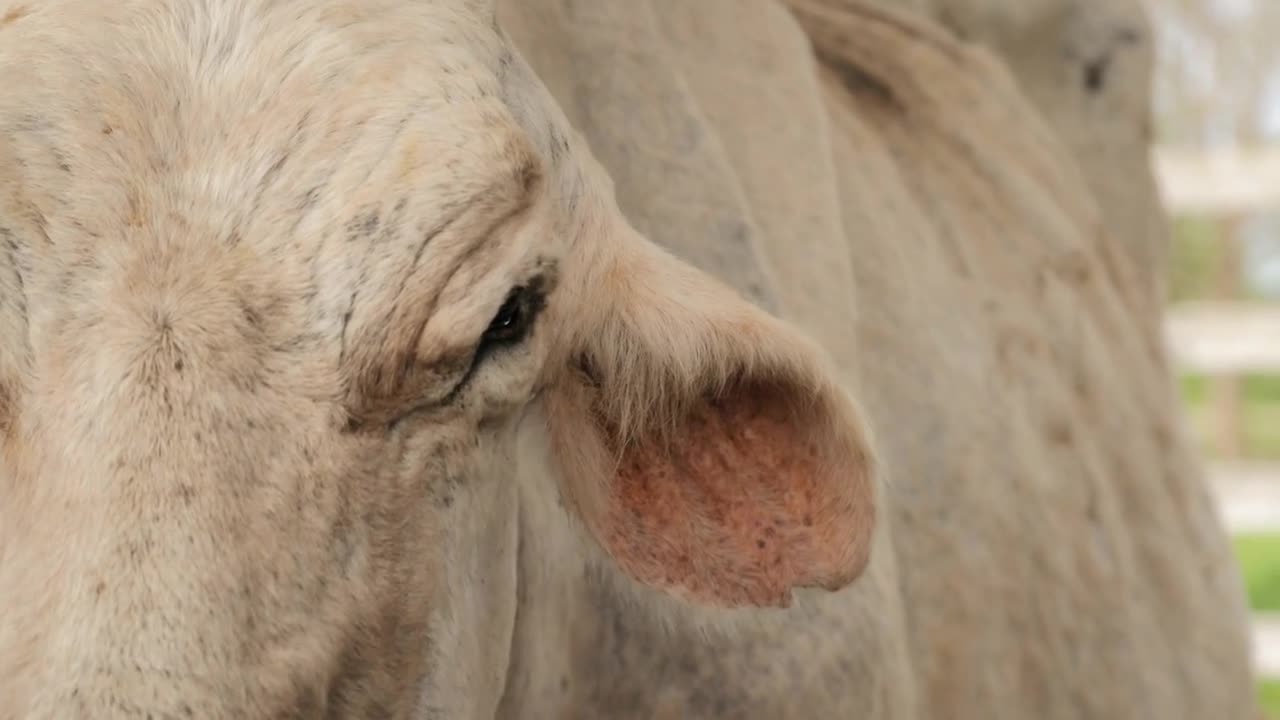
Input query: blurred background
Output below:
<box><xmin>1146</xmin><ymin>0</ymin><xmax>1280</xmax><ymax>714</ymax></box>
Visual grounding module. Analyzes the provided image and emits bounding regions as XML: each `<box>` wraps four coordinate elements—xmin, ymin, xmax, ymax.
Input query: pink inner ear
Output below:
<box><xmin>602</xmin><ymin>380</ymin><xmax>874</xmax><ymax>608</ymax></box>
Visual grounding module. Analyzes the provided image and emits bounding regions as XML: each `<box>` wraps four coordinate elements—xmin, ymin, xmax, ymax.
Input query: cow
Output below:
<box><xmin>0</xmin><ymin>0</ymin><xmax>1257</xmax><ymax>718</ymax></box>
<box><xmin>497</xmin><ymin>1</ymin><xmax>1256</xmax><ymax>717</ymax></box>
<box><xmin>0</xmin><ymin>1</ymin><xmax>876</xmax><ymax>716</ymax></box>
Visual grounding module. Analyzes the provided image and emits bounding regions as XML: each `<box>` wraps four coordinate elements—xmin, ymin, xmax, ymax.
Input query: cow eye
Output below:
<box><xmin>481</xmin><ymin>286</ymin><xmax>539</xmax><ymax>348</ymax></box>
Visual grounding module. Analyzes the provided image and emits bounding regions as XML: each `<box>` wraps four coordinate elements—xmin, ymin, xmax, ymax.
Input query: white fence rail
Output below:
<box><xmin>1165</xmin><ymin>303</ymin><xmax>1280</xmax><ymax>374</ymax></box>
<box><xmin>1155</xmin><ymin>146</ymin><xmax>1280</xmax><ymax>214</ymax></box>
<box><xmin>1210</xmin><ymin>462</ymin><xmax>1280</xmax><ymax>532</ymax></box>
<box><xmin>1156</xmin><ymin>146</ymin><xmax>1280</xmax><ymax>683</ymax></box>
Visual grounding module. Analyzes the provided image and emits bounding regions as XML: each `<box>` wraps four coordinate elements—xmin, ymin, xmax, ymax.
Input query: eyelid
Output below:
<box><xmin>379</xmin><ymin>268</ymin><xmax>558</xmax><ymax>429</ymax></box>
<box><xmin>474</xmin><ymin>285</ymin><xmax>545</xmax><ymax>361</ymax></box>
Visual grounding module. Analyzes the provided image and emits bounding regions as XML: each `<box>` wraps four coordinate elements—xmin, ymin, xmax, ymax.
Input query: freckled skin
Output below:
<box><xmin>607</xmin><ymin>380</ymin><xmax>872</xmax><ymax>607</ymax></box>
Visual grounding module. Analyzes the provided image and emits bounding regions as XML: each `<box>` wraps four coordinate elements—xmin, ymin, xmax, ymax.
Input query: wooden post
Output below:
<box><xmin>1210</xmin><ymin>215</ymin><xmax>1245</xmax><ymax>459</ymax></box>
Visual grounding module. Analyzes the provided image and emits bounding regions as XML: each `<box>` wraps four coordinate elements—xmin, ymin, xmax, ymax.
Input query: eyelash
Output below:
<box><xmin>379</xmin><ymin>286</ymin><xmax>546</xmax><ymax>431</ymax></box>
<box><xmin>479</xmin><ymin>284</ymin><xmax>543</xmax><ymax>350</ymax></box>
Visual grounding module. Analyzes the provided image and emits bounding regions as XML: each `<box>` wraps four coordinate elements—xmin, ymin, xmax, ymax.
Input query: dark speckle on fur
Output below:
<box><xmin>819</xmin><ymin>51</ymin><xmax>902</xmax><ymax>112</ymax></box>
<box><xmin>297</xmin><ymin>185</ymin><xmax>323</xmax><ymax>210</ymax></box>
<box><xmin>1079</xmin><ymin>27</ymin><xmax>1143</xmax><ymax>95</ymax></box>
<box><xmin>53</xmin><ymin>149</ymin><xmax>72</xmax><ymax>174</ymax></box>
<box><xmin>0</xmin><ymin>380</ymin><xmax>12</xmax><ymax>435</ymax></box>
<box><xmin>1116</xmin><ymin>27</ymin><xmax>1142</xmax><ymax>45</ymax></box>
<box><xmin>1</xmin><ymin>227</ymin><xmax>28</xmax><ymax>319</ymax></box>
<box><xmin>241</xmin><ymin>300</ymin><xmax>262</xmax><ymax>329</ymax></box>
<box><xmin>1</xmin><ymin>4</ymin><xmax>31</xmax><ymax>26</ymax></box>
<box><xmin>1083</xmin><ymin>56</ymin><xmax>1109</xmax><ymax>93</ymax></box>
<box><xmin>547</xmin><ymin>125</ymin><xmax>569</xmax><ymax>165</ymax></box>
<box><xmin>247</xmin><ymin>110</ymin><xmax>313</xmax><ymax>222</ymax></box>
<box><xmin>339</xmin><ymin>307</ymin><xmax>355</xmax><ymax>362</ymax></box>
<box><xmin>497</xmin><ymin>48</ymin><xmax>514</xmax><ymax>81</ymax></box>
<box><xmin>347</xmin><ymin>208</ymin><xmax>381</xmax><ymax>241</ymax></box>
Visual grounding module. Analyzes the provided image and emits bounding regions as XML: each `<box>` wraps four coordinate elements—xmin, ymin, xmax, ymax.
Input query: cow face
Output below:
<box><xmin>0</xmin><ymin>1</ymin><xmax>876</xmax><ymax>717</ymax></box>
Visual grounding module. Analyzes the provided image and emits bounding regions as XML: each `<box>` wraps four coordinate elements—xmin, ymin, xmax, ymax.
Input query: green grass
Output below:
<box><xmin>1233</xmin><ymin>533</ymin><xmax>1280</xmax><ymax>613</ymax></box>
<box><xmin>1261</xmin><ymin>678</ymin><xmax>1280</xmax><ymax>719</ymax></box>
<box><xmin>1169</xmin><ymin>216</ymin><xmax>1228</xmax><ymax>303</ymax></box>
<box><xmin>1168</xmin><ymin>212</ymin><xmax>1280</xmax><ymax>458</ymax></box>
<box><xmin>1167</xmin><ymin>197</ymin><xmax>1280</xmax><ymax>716</ymax></box>
<box><xmin>1181</xmin><ymin>374</ymin><xmax>1280</xmax><ymax>406</ymax></box>
<box><xmin>1168</xmin><ymin>215</ymin><xmax>1270</xmax><ymax>303</ymax></box>
<box><xmin>1179</xmin><ymin>374</ymin><xmax>1280</xmax><ymax>459</ymax></box>
<box><xmin>1232</xmin><ymin>534</ymin><xmax>1280</xmax><ymax>715</ymax></box>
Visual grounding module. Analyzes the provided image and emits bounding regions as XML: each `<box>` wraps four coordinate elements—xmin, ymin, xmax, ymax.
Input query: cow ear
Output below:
<box><xmin>544</xmin><ymin>239</ymin><xmax>877</xmax><ymax>608</ymax></box>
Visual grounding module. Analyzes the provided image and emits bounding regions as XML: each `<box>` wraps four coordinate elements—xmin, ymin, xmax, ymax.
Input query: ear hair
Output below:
<box><xmin>543</xmin><ymin>231</ymin><xmax>878</xmax><ymax>608</ymax></box>
<box><xmin>566</xmin><ymin>237</ymin><xmax>837</xmax><ymax>452</ymax></box>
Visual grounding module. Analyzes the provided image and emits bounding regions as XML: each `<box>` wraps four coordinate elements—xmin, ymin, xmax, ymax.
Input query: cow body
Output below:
<box><xmin>499</xmin><ymin>1</ymin><xmax>1255</xmax><ymax>718</ymax></box>
<box><xmin>0</xmin><ymin>0</ymin><xmax>1255</xmax><ymax>718</ymax></box>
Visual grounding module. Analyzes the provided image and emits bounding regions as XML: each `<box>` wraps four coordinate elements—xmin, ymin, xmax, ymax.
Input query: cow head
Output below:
<box><xmin>0</xmin><ymin>1</ymin><xmax>876</xmax><ymax>717</ymax></box>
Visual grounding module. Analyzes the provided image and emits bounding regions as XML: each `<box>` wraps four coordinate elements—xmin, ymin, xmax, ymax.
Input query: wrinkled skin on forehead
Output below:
<box><xmin>0</xmin><ymin>3</ymin><xmax>559</xmax><ymax>717</ymax></box>
<box><xmin>0</xmin><ymin>1</ymin><xmax>876</xmax><ymax>718</ymax></box>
